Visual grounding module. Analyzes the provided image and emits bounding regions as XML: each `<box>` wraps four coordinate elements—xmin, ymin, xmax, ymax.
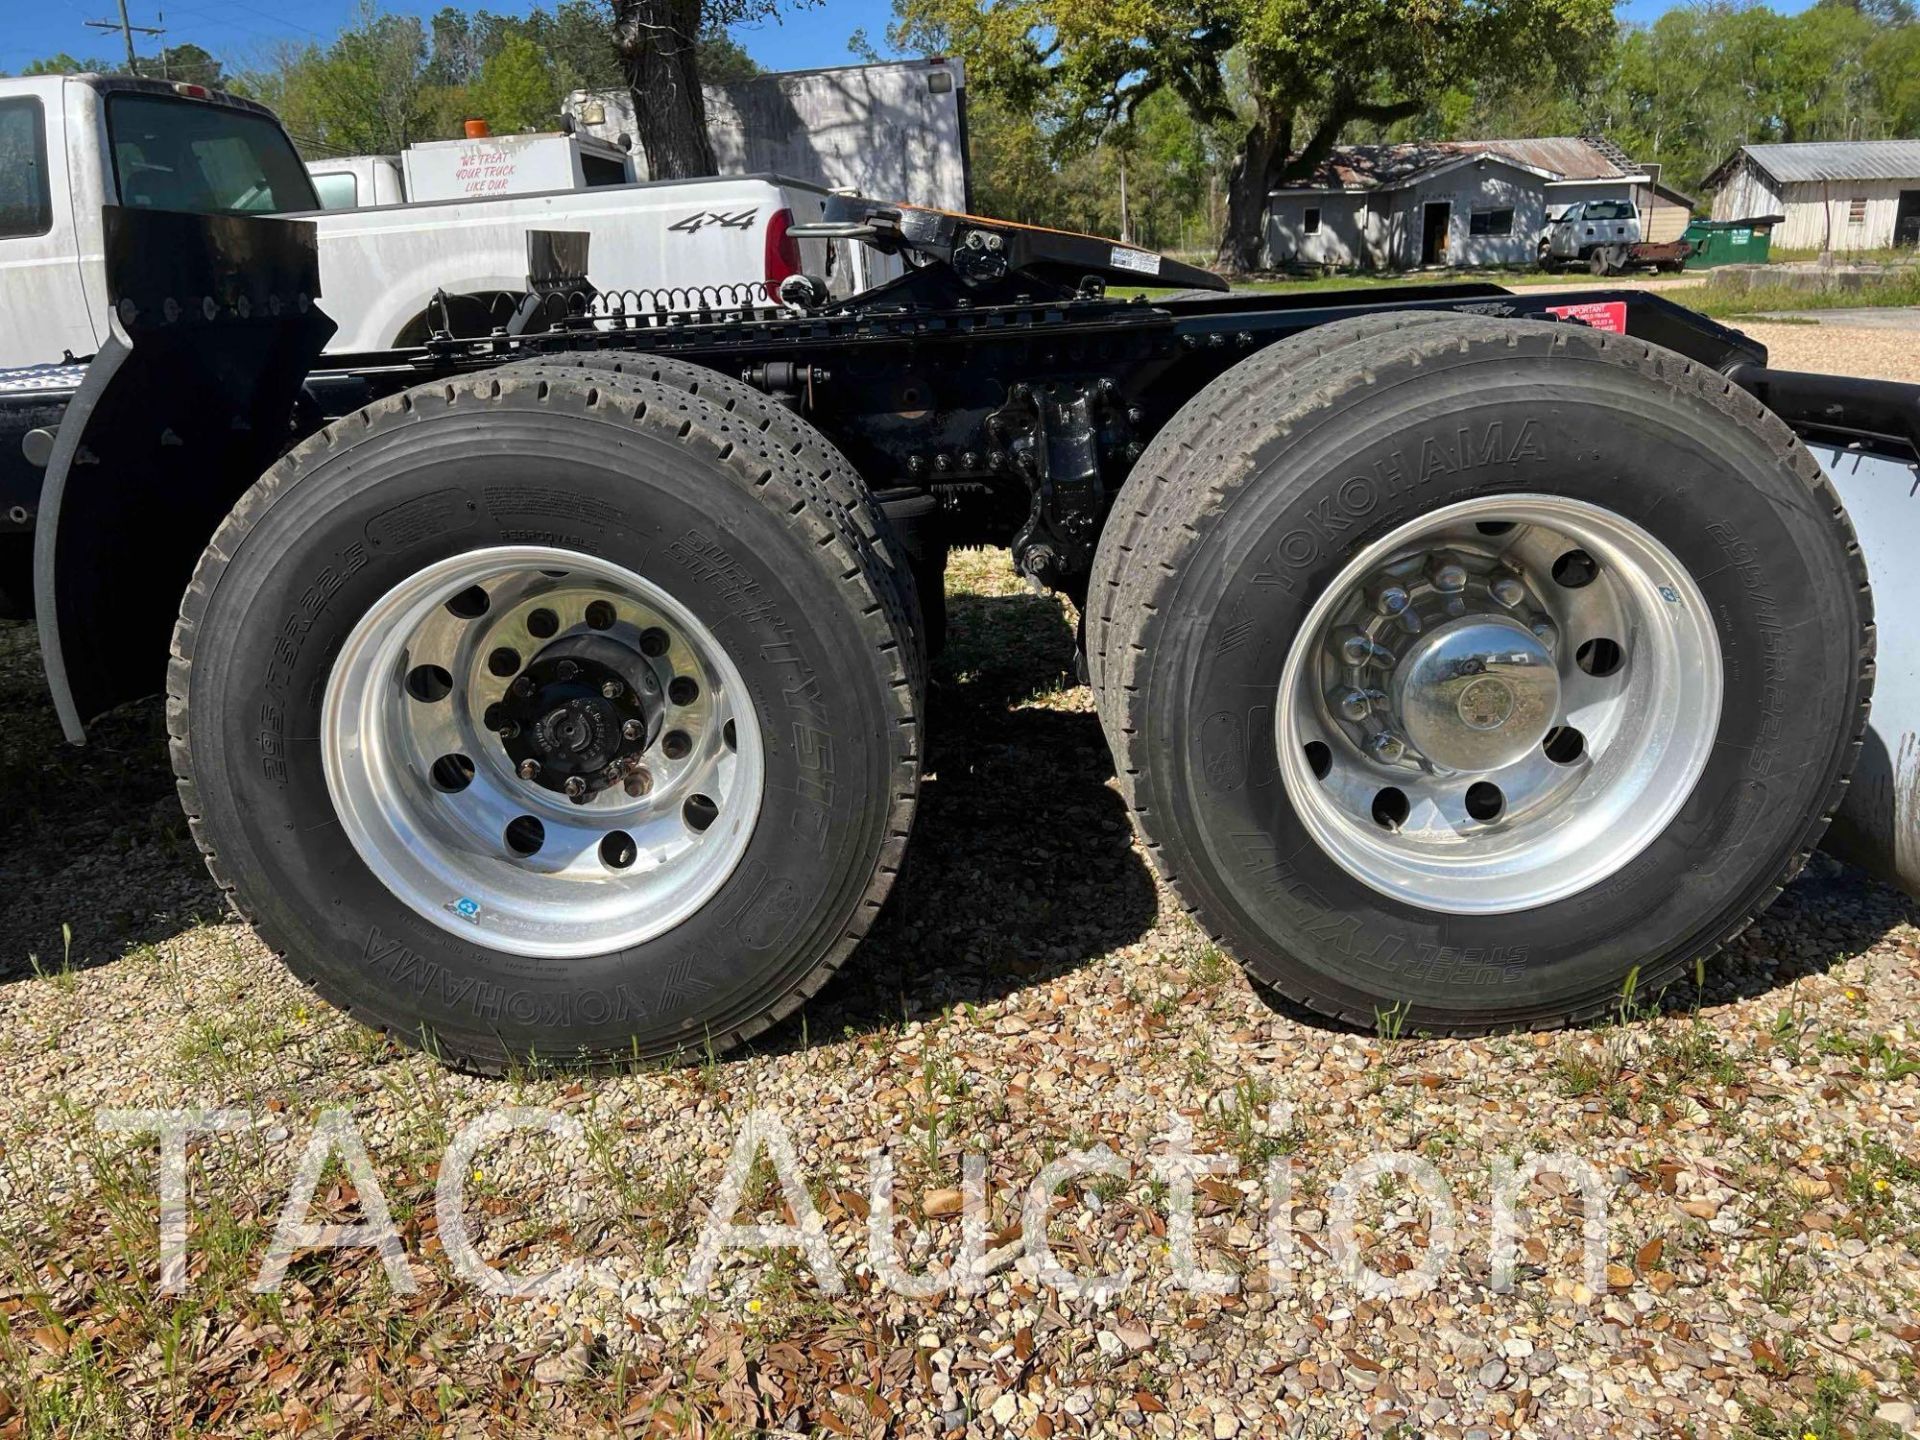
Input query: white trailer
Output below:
<box><xmin>569</xmin><ymin>57</ymin><xmax>972</xmax><ymax>213</ymax></box>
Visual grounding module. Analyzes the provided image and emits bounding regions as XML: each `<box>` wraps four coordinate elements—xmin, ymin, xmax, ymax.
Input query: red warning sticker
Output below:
<box><xmin>1544</xmin><ymin>300</ymin><xmax>1628</xmax><ymax>334</ymax></box>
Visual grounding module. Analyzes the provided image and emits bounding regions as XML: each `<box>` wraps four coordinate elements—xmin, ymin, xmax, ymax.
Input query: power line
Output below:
<box><xmin>84</xmin><ymin>0</ymin><xmax>163</xmax><ymax>73</ymax></box>
<box><xmin>158</xmin><ymin>0</ymin><xmax>327</xmax><ymax>42</ymax></box>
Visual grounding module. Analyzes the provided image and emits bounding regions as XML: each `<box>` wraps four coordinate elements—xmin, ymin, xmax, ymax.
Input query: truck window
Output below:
<box><xmin>0</xmin><ymin>97</ymin><xmax>53</xmax><ymax>238</ymax></box>
<box><xmin>580</xmin><ymin>152</ymin><xmax>627</xmax><ymax>187</ymax></box>
<box><xmin>1584</xmin><ymin>201</ymin><xmax>1634</xmax><ymax>220</ymax></box>
<box><xmin>311</xmin><ymin>170</ymin><xmax>360</xmax><ymax>209</ymax></box>
<box><xmin>106</xmin><ymin>93</ymin><xmax>319</xmax><ymax>215</ymax></box>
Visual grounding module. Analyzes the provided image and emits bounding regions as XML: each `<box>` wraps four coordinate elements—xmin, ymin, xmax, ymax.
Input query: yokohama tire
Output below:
<box><xmin>1087</xmin><ymin>310</ymin><xmax>1465</xmax><ymax>738</ymax></box>
<box><xmin>169</xmin><ymin>371</ymin><xmax>920</xmax><ymax>1071</ymax></box>
<box><xmin>1101</xmin><ymin>317</ymin><xmax>1873</xmax><ymax>1032</ymax></box>
<box><xmin>489</xmin><ymin>350</ymin><xmax>929</xmax><ymax>700</ymax></box>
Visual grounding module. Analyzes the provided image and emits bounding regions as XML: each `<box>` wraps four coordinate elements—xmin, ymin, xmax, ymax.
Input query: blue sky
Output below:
<box><xmin>0</xmin><ymin>0</ymin><xmax>1817</xmax><ymax>80</ymax></box>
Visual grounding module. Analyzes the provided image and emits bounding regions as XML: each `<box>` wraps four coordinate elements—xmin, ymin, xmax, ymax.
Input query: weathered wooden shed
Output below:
<box><xmin>1705</xmin><ymin>141</ymin><xmax>1920</xmax><ymax>252</ymax></box>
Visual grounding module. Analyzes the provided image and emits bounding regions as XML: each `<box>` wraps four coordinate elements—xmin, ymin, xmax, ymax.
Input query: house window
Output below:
<box><xmin>1469</xmin><ymin>208</ymin><xmax>1515</xmax><ymax>236</ymax></box>
<box><xmin>1848</xmin><ymin>197</ymin><xmax>1868</xmax><ymax>225</ymax></box>
<box><xmin>1303</xmin><ymin>207</ymin><xmax>1322</xmax><ymax>235</ymax></box>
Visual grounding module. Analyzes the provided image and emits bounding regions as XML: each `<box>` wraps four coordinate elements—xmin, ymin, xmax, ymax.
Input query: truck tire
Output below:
<box><xmin>1087</xmin><ymin>310</ymin><xmax>1462</xmax><ymax>738</ymax></box>
<box><xmin>491</xmin><ymin>350</ymin><xmax>928</xmax><ymax>699</ymax></box>
<box><xmin>1103</xmin><ymin>316</ymin><xmax>1872</xmax><ymax>1033</ymax></box>
<box><xmin>169</xmin><ymin>371</ymin><xmax>921</xmax><ymax>1070</ymax></box>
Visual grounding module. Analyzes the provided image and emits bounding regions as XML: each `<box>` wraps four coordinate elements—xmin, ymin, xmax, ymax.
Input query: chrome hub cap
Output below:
<box><xmin>1277</xmin><ymin>495</ymin><xmax>1721</xmax><ymax>914</ymax></box>
<box><xmin>1392</xmin><ymin>615</ymin><xmax>1560</xmax><ymax>772</ymax></box>
<box><xmin>323</xmin><ymin>546</ymin><xmax>765</xmax><ymax>957</ymax></box>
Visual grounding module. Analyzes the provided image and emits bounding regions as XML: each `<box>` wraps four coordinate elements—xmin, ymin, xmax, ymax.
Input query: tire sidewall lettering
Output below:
<box><xmin>1159</xmin><ymin>386</ymin><xmax>1848</xmax><ymax>1013</ymax></box>
<box><xmin>200</xmin><ymin>403</ymin><xmax>890</xmax><ymax>1056</ymax></box>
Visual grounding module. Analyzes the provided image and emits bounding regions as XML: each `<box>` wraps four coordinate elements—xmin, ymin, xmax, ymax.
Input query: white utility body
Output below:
<box><xmin>306</xmin><ymin>129</ymin><xmax>637</xmax><ymax>210</ymax></box>
<box><xmin>0</xmin><ymin>74</ymin><xmax>872</xmax><ymax>365</ymax></box>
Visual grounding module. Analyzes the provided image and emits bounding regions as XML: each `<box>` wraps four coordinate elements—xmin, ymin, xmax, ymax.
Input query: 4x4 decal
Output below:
<box><xmin>669</xmin><ymin>209</ymin><xmax>759</xmax><ymax>234</ymax></box>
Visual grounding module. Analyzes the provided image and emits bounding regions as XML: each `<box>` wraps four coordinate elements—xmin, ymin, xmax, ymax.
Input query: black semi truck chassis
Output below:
<box><xmin>10</xmin><ymin>201</ymin><xmax>1917</xmax><ymax>1070</ymax></box>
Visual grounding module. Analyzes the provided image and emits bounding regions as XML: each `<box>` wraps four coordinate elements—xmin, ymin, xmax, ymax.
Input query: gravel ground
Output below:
<box><xmin>4</xmin><ymin>359</ymin><xmax>1920</xmax><ymax>1437</ymax></box>
<box><xmin>1737</xmin><ymin>319</ymin><xmax>1920</xmax><ymax>385</ymax></box>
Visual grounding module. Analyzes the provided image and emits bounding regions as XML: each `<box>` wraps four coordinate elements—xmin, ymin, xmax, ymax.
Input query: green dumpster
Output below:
<box><xmin>1682</xmin><ymin>216</ymin><xmax>1782</xmax><ymax>269</ymax></box>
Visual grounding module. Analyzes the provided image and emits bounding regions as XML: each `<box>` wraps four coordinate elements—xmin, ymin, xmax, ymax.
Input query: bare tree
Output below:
<box><xmin>609</xmin><ymin>0</ymin><xmax>790</xmax><ymax>178</ymax></box>
<box><xmin>611</xmin><ymin>0</ymin><xmax>718</xmax><ymax>177</ymax></box>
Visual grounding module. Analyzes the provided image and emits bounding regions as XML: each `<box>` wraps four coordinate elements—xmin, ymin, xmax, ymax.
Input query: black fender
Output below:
<box><xmin>35</xmin><ymin>207</ymin><xmax>333</xmax><ymax>741</ymax></box>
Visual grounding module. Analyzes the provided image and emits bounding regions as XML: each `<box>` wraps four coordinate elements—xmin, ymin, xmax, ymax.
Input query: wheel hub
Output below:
<box><xmin>321</xmin><ymin>547</ymin><xmax>765</xmax><ymax>958</ymax></box>
<box><xmin>499</xmin><ymin>641</ymin><xmax>662</xmax><ymax>798</ymax></box>
<box><xmin>1393</xmin><ymin>615</ymin><xmax>1558</xmax><ymax>772</ymax></box>
<box><xmin>1277</xmin><ymin>495</ymin><xmax>1723</xmax><ymax>914</ymax></box>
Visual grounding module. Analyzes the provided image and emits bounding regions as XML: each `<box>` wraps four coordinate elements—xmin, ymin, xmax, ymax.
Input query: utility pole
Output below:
<box><xmin>86</xmin><ymin>0</ymin><xmax>165</xmax><ymax>76</ymax></box>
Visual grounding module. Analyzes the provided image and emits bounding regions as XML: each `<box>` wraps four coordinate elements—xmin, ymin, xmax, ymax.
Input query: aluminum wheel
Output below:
<box><xmin>322</xmin><ymin>546</ymin><xmax>765</xmax><ymax>957</ymax></box>
<box><xmin>1277</xmin><ymin>495</ymin><xmax>1721</xmax><ymax>913</ymax></box>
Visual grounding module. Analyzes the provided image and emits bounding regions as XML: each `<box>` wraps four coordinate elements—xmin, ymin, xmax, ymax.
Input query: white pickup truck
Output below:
<box><xmin>1538</xmin><ymin>199</ymin><xmax>1694</xmax><ymax>276</ymax></box>
<box><xmin>0</xmin><ymin>72</ymin><xmax>871</xmax><ymax>365</ymax></box>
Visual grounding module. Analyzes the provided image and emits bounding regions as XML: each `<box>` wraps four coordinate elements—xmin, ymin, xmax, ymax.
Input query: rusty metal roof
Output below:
<box><xmin>1280</xmin><ymin>137</ymin><xmax>1639</xmax><ymax>193</ymax></box>
<box><xmin>1734</xmin><ymin>140</ymin><xmax>1920</xmax><ymax>184</ymax></box>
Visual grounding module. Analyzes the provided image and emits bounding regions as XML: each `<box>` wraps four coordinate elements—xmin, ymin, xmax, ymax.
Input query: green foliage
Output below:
<box><xmin>896</xmin><ymin>0</ymin><xmax>1920</xmax><ymax>260</ymax></box>
<box><xmin>894</xmin><ymin>0</ymin><xmax>1612</xmax><ymax>264</ymax></box>
<box><xmin>469</xmin><ymin>33</ymin><xmax>560</xmax><ymax>131</ymax></box>
<box><xmin>1388</xmin><ymin>0</ymin><xmax>1920</xmax><ymax>195</ymax></box>
<box><xmin>20</xmin><ymin>53</ymin><xmax>117</xmax><ymax>77</ymax></box>
<box><xmin>968</xmin><ymin>85</ymin><xmax>1236</xmax><ymax>253</ymax></box>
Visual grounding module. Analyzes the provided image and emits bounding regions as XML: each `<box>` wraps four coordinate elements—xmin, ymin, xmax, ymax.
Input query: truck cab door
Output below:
<box><xmin>0</xmin><ymin>88</ymin><xmax>102</xmax><ymax>368</ymax></box>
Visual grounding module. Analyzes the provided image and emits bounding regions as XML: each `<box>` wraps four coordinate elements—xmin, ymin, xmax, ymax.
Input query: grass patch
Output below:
<box><xmin>1690</xmin><ymin>266</ymin><xmax>1920</xmax><ymax>319</ymax></box>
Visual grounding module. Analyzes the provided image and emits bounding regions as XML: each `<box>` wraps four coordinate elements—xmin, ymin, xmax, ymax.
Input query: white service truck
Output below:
<box><xmin>306</xmin><ymin>128</ymin><xmax>638</xmax><ymax>210</ymax></box>
<box><xmin>0</xmin><ymin>73</ymin><xmax>870</xmax><ymax>365</ymax></box>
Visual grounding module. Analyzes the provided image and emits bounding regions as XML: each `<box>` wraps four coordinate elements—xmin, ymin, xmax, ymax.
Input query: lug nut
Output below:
<box><xmin>622</xmin><ymin>718</ymin><xmax>644</xmax><ymax>742</ymax></box>
<box><xmin>1367</xmin><ymin>732</ymin><xmax>1408</xmax><ymax>764</ymax></box>
<box><xmin>624</xmin><ymin>767</ymin><xmax>654</xmax><ymax>798</ymax></box>
<box><xmin>602</xmin><ymin>679</ymin><xmax>624</xmax><ymax>700</ymax></box>
<box><xmin>1429</xmin><ymin>557</ymin><xmax>1469</xmax><ymax>593</ymax></box>
<box><xmin>1490</xmin><ymin>575</ymin><xmax>1527</xmax><ymax>608</ymax></box>
<box><xmin>1372</xmin><ymin>585</ymin><xmax>1410</xmax><ymax>617</ymax></box>
<box><xmin>1335</xmin><ymin>628</ymin><xmax>1373</xmax><ymax>666</ymax></box>
<box><xmin>1531</xmin><ymin>617</ymin><xmax>1559</xmax><ymax>650</ymax></box>
<box><xmin>563</xmin><ymin>776</ymin><xmax>588</xmax><ymax>799</ymax></box>
<box><xmin>517</xmin><ymin>759</ymin><xmax>541</xmax><ymax>781</ymax></box>
<box><xmin>496</xmin><ymin>718</ymin><xmax>520</xmax><ymax>739</ymax></box>
<box><xmin>511</xmin><ymin>675</ymin><xmax>535</xmax><ymax>699</ymax></box>
<box><xmin>1332</xmin><ymin>687</ymin><xmax>1374</xmax><ymax>722</ymax></box>
<box><xmin>556</xmin><ymin>660</ymin><xmax>579</xmax><ymax>681</ymax></box>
